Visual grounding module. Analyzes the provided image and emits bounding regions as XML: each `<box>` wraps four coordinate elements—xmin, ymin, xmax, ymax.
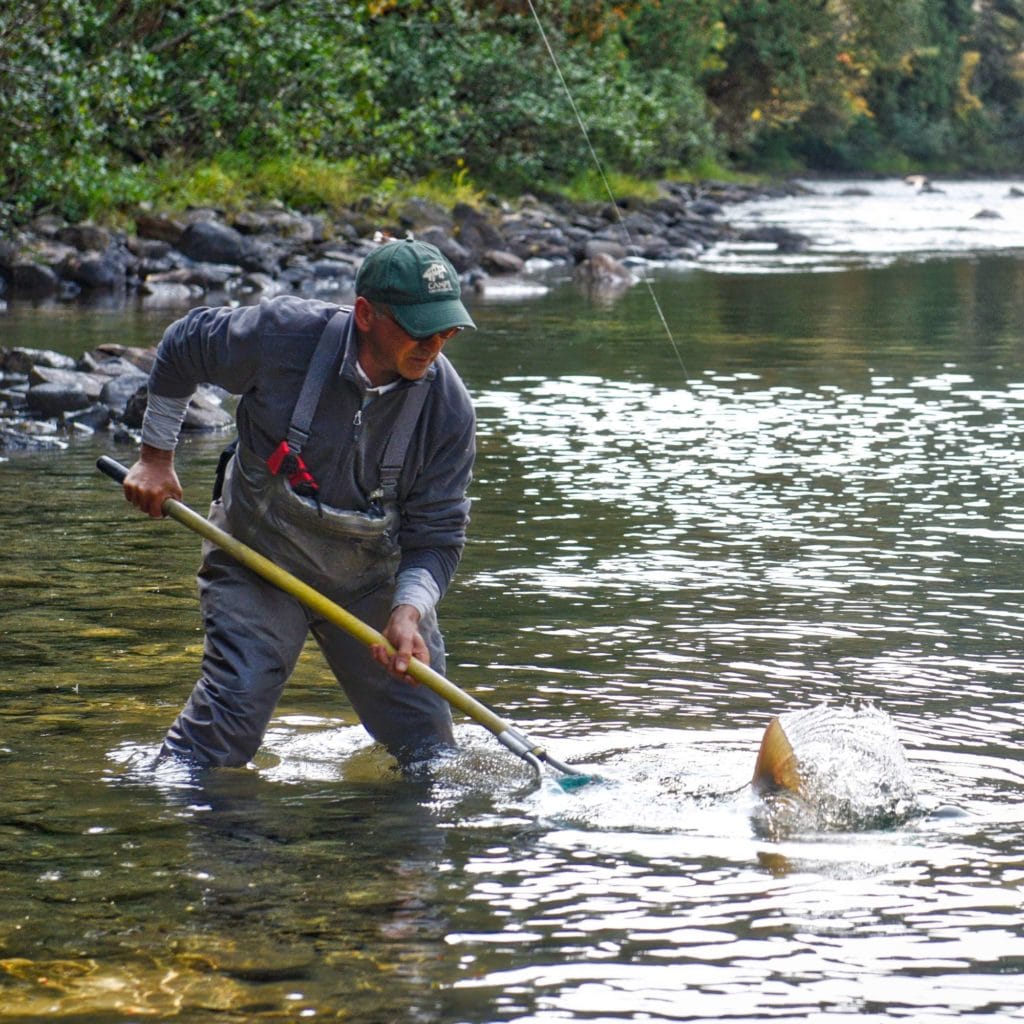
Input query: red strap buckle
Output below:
<box><xmin>267</xmin><ymin>440</ymin><xmax>318</xmax><ymax>493</ymax></box>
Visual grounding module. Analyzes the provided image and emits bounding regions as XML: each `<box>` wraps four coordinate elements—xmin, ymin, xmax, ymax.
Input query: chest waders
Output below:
<box><xmin>161</xmin><ymin>310</ymin><xmax>456</xmax><ymax>768</ymax></box>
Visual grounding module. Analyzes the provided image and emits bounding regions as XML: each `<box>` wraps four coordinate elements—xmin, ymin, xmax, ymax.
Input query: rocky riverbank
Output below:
<box><xmin>0</xmin><ymin>180</ymin><xmax>808</xmax><ymax>452</ymax></box>
<box><xmin>0</xmin><ymin>180</ymin><xmax>808</xmax><ymax>306</ymax></box>
<box><xmin>0</xmin><ymin>342</ymin><xmax>233</xmax><ymax>453</ymax></box>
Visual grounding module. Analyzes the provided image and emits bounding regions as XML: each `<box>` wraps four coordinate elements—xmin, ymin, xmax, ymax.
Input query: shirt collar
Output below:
<box><xmin>354</xmin><ymin>358</ymin><xmax>402</xmax><ymax>396</ymax></box>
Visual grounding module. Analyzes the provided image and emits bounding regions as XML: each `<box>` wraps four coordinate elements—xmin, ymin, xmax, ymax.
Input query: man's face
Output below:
<box><xmin>355</xmin><ymin>297</ymin><xmax>460</xmax><ymax>386</ymax></box>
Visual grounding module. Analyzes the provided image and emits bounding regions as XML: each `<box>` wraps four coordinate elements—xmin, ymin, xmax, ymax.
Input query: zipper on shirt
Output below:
<box><xmin>352</xmin><ymin>396</ymin><xmax>371</xmax><ymax>443</ymax></box>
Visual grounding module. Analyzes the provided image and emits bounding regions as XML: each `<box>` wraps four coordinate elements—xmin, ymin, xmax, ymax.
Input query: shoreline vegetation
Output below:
<box><xmin>3</xmin><ymin>2</ymin><xmax>1022</xmax><ymax>240</ymax></box>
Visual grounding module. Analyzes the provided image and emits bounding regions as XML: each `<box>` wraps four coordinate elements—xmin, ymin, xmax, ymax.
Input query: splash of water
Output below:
<box><xmin>752</xmin><ymin>703</ymin><xmax>919</xmax><ymax>837</ymax></box>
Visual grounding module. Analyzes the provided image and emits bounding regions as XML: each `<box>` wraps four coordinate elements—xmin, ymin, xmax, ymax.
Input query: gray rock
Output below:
<box><xmin>398</xmin><ymin>198</ymin><xmax>454</xmax><ymax>230</ymax></box>
<box><xmin>416</xmin><ymin>227</ymin><xmax>474</xmax><ymax>272</ymax></box>
<box><xmin>126</xmin><ymin>236</ymin><xmax>173</xmax><ymax>260</ymax></box>
<box><xmin>32</xmin><ymin>239</ymin><xmax>79</xmax><ymax>265</ymax></box>
<box><xmin>232</xmin><ymin>209</ymin><xmax>273</xmax><ymax>234</ymax></box>
<box><xmin>61</xmin><ymin>249</ymin><xmax>129</xmax><ymax>290</ymax></box>
<box><xmin>138</xmin><ymin>280</ymin><xmax>204</xmax><ymax>305</ymax></box>
<box><xmin>84</xmin><ymin>356</ymin><xmax>146</xmax><ymax>379</ymax></box>
<box><xmin>136</xmin><ymin>254</ymin><xmax>177</xmax><ymax>277</ymax></box>
<box><xmin>481</xmin><ymin>249</ymin><xmax>525</xmax><ymax>274</ymax></box>
<box><xmin>665</xmin><ymin>224</ymin><xmax>708</xmax><ymax>248</ymax></box>
<box><xmin>562</xmin><ymin>224</ymin><xmax>596</xmax><ymax>243</ymax></box>
<box><xmin>312</xmin><ymin>248</ymin><xmax>359</xmax><ymax>269</ymax></box>
<box><xmin>619</xmin><ymin>211</ymin><xmax>664</xmax><ymax>235</ymax></box>
<box><xmin>569</xmin><ymin>212</ymin><xmax>609</xmax><ymax>231</ymax></box>
<box><xmin>11</xmin><ymin>261</ymin><xmax>59</xmax><ymax>297</ymax></box>
<box><xmin>178</xmin><ymin>220</ymin><xmax>252</xmax><ymax>266</ymax></box>
<box><xmin>27</xmin><ymin>381</ymin><xmax>92</xmax><ymax>416</ymax></box>
<box><xmin>58</xmin><ymin>279</ymin><xmax>82</xmax><ymax>301</ymax></box>
<box><xmin>100</xmin><ymin>372</ymin><xmax>148</xmax><ymax>415</ymax></box>
<box><xmin>150</xmin><ymin>262</ymin><xmax>241</xmax><ymax>288</ymax></box>
<box><xmin>453</xmin><ymin>205</ymin><xmax>505</xmax><ymax>251</ymax></box>
<box><xmin>122</xmin><ymin>385</ymin><xmax>146</xmax><ymax>428</ymax></box>
<box><xmin>0</xmin><ymin>380</ymin><xmax>27</xmax><ymax>403</ymax></box>
<box><xmin>1</xmin><ymin>186</ymin><xmax>762</xmax><ymax>314</ymax></box>
<box><xmin>240</xmin><ymin>238</ymin><xmax>283</xmax><ymax>276</ymax></box>
<box><xmin>4</xmin><ymin>347</ymin><xmax>78</xmax><ymax>373</ymax></box>
<box><xmin>30</xmin><ymin>214</ymin><xmax>67</xmax><ymax>238</ymax></box>
<box><xmin>64</xmin><ymin>403</ymin><xmax>113</xmax><ymax>432</ymax></box>
<box><xmin>184</xmin><ymin>390</ymin><xmax>234</xmax><ymax>431</ymax></box>
<box><xmin>234</xmin><ymin>207</ymin><xmax>319</xmax><ymax>243</ymax></box>
<box><xmin>58</xmin><ymin>223</ymin><xmax>113</xmax><ymax>252</ymax></box>
<box><xmin>0</xmin><ymin>427</ymin><xmax>66</xmax><ymax>451</ymax></box>
<box><xmin>87</xmin><ymin>344</ymin><xmax>157</xmax><ymax>374</ymax></box>
<box><xmin>135</xmin><ymin>211</ymin><xmax>186</xmax><ymax>245</ymax></box>
<box><xmin>635</xmin><ymin>236</ymin><xmax>676</xmax><ymax>260</ymax></box>
<box><xmin>307</xmin><ymin>258</ymin><xmax>356</xmax><ymax>282</ymax></box>
<box><xmin>331</xmin><ymin>221</ymin><xmax>361</xmax><ymax>244</ymax></box>
<box><xmin>583</xmin><ymin>239</ymin><xmax>628</xmax><ymax>261</ymax></box>
<box><xmin>740</xmin><ymin>226</ymin><xmax>810</xmax><ymax>253</ymax></box>
<box><xmin>237</xmin><ymin>271</ymin><xmax>285</xmax><ymax>296</ymax></box>
<box><xmin>28</xmin><ymin>365</ymin><xmax>108</xmax><ymax>400</ymax></box>
<box><xmin>691</xmin><ymin>199</ymin><xmax>726</xmax><ymax>218</ymax></box>
<box><xmin>267</xmin><ymin>212</ymin><xmax>316</xmax><ymax>242</ymax></box>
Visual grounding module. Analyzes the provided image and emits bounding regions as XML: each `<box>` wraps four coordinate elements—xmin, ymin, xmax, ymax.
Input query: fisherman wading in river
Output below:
<box><xmin>120</xmin><ymin>239</ymin><xmax>477</xmax><ymax>769</ymax></box>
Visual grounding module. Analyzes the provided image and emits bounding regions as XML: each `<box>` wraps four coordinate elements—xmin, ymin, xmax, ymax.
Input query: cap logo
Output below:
<box><xmin>423</xmin><ymin>261</ymin><xmax>454</xmax><ymax>295</ymax></box>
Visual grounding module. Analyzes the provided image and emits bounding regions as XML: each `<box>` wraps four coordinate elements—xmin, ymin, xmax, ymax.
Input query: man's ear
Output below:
<box><xmin>353</xmin><ymin>295</ymin><xmax>375</xmax><ymax>332</ymax></box>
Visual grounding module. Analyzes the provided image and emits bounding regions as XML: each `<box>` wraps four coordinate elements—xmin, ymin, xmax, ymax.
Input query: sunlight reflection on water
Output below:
<box><xmin>3</xmin><ymin>239</ymin><xmax>1024</xmax><ymax>1019</ymax></box>
<box><xmin>706</xmin><ymin>177</ymin><xmax>1024</xmax><ymax>272</ymax></box>
<box><xmin>466</xmin><ymin>371</ymin><xmax>1024</xmax><ymax>730</ymax></box>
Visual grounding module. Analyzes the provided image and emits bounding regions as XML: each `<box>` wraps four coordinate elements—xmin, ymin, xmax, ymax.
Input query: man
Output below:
<box><xmin>122</xmin><ymin>239</ymin><xmax>477</xmax><ymax>768</ymax></box>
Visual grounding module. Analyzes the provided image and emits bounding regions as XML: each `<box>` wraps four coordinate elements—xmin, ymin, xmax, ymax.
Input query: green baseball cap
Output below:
<box><xmin>356</xmin><ymin>238</ymin><xmax>476</xmax><ymax>337</ymax></box>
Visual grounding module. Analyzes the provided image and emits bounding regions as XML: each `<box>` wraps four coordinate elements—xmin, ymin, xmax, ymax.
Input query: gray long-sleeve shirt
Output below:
<box><xmin>144</xmin><ymin>295</ymin><xmax>476</xmax><ymax>598</ymax></box>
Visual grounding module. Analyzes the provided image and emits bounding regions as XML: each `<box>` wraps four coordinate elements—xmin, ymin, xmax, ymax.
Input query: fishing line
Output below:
<box><xmin>524</xmin><ymin>0</ymin><xmax>689</xmax><ymax>378</ymax></box>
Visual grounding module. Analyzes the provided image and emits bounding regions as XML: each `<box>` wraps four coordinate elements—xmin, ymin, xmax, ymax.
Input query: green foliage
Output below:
<box><xmin>862</xmin><ymin>0</ymin><xmax>971</xmax><ymax>163</ymax></box>
<box><xmin>964</xmin><ymin>0</ymin><xmax>1024</xmax><ymax>165</ymax></box>
<box><xmin>702</xmin><ymin>0</ymin><xmax>840</xmax><ymax>153</ymax></box>
<box><xmin>134</xmin><ymin>151</ymin><xmax>483</xmax><ymax>218</ymax></box>
<box><xmin>557</xmin><ymin>170</ymin><xmax>663</xmax><ymax>205</ymax></box>
<box><xmin>1</xmin><ymin>0</ymin><xmax>1023</xmax><ymax>230</ymax></box>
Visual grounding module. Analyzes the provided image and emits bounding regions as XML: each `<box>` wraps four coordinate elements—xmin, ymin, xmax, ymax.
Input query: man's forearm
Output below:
<box><xmin>392</xmin><ymin>566</ymin><xmax>442</xmax><ymax>619</ymax></box>
<box><xmin>141</xmin><ymin>392</ymin><xmax>192</xmax><ymax>450</ymax></box>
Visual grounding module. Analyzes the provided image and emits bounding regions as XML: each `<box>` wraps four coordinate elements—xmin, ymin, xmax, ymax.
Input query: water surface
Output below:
<box><xmin>1</xmin><ymin>189</ymin><xmax>1023</xmax><ymax>1020</ymax></box>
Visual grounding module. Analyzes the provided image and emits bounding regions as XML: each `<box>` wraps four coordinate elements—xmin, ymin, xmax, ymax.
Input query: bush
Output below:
<box><xmin>1</xmin><ymin>0</ymin><xmax>1021</xmax><ymax>229</ymax></box>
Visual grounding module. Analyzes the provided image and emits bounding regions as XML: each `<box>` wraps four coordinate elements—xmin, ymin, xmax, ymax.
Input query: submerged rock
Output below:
<box><xmin>0</xmin><ymin>426</ymin><xmax>67</xmax><ymax>451</ymax></box>
<box><xmin>573</xmin><ymin>251</ymin><xmax>639</xmax><ymax>301</ymax></box>
<box><xmin>739</xmin><ymin>225</ymin><xmax>810</xmax><ymax>253</ymax></box>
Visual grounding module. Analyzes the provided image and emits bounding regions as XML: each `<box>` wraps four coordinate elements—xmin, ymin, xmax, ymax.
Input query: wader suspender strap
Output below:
<box><xmin>376</xmin><ymin>378</ymin><xmax>431</xmax><ymax>504</ymax></box>
<box><xmin>286</xmin><ymin>308</ymin><xmax>352</xmax><ymax>455</ymax></box>
<box><xmin>270</xmin><ymin>305</ymin><xmax>432</xmax><ymax>508</ymax></box>
<box><xmin>265</xmin><ymin>309</ymin><xmax>351</xmax><ymax>502</ymax></box>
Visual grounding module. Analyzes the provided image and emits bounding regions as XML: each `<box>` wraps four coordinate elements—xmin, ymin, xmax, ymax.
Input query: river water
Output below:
<box><xmin>1</xmin><ymin>181</ymin><xmax>1023</xmax><ymax>1020</ymax></box>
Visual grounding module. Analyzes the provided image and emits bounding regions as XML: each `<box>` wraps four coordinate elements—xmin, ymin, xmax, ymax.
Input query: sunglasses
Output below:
<box><xmin>374</xmin><ymin>305</ymin><xmax>463</xmax><ymax>344</ymax></box>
